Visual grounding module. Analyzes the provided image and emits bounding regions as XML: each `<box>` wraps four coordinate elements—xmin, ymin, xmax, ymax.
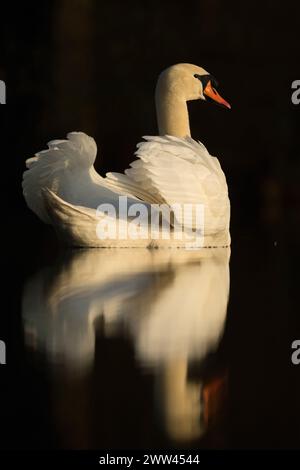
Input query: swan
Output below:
<box><xmin>22</xmin><ymin>63</ymin><xmax>231</xmax><ymax>248</ymax></box>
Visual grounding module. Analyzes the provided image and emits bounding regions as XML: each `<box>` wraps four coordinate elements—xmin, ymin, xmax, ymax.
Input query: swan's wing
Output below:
<box><xmin>106</xmin><ymin>135</ymin><xmax>229</xmax><ymax>233</ymax></box>
<box><xmin>22</xmin><ymin>132</ymin><xmax>97</xmax><ymax>223</ymax></box>
<box><xmin>42</xmin><ymin>189</ymin><xmax>103</xmax><ymax>246</ymax></box>
<box><xmin>104</xmin><ymin>172</ymin><xmax>160</xmax><ymax>204</ymax></box>
<box><xmin>42</xmin><ymin>189</ymin><xmax>149</xmax><ymax>247</ymax></box>
<box><xmin>127</xmin><ymin>135</ymin><xmax>227</xmax><ymax>204</ymax></box>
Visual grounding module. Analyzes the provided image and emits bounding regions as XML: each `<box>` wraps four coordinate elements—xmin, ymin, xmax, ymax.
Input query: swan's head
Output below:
<box><xmin>156</xmin><ymin>63</ymin><xmax>231</xmax><ymax>109</ymax></box>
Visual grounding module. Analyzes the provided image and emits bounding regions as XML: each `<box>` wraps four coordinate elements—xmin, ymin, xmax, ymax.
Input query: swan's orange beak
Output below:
<box><xmin>204</xmin><ymin>80</ymin><xmax>231</xmax><ymax>109</ymax></box>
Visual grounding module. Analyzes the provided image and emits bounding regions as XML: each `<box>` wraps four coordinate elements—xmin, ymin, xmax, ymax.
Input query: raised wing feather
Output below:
<box><xmin>105</xmin><ymin>135</ymin><xmax>229</xmax><ymax>234</ymax></box>
<box><xmin>22</xmin><ymin>132</ymin><xmax>98</xmax><ymax>223</ymax></box>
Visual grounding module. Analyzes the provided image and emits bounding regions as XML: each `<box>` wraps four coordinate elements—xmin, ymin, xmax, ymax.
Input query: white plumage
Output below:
<box><xmin>106</xmin><ymin>135</ymin><xmax>229</xmax><ymax>235</ymax></box>
<box><xmin>22</xmin><ymin>132</ymin><xmax>230</xmax><ymax>247</ymax></box>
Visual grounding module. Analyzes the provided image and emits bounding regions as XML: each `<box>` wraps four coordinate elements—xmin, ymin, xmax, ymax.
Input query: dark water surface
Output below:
<box><xmin>1</xmin><ymin>224</ymin><xmax>300</xmax><ymax>450</ymax></box>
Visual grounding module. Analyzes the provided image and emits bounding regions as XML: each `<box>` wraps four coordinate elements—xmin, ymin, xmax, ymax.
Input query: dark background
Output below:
<box><xmin>0</xmin><ymin>0</ymin><xmax>300</xmax><ymax>451</ymax></box>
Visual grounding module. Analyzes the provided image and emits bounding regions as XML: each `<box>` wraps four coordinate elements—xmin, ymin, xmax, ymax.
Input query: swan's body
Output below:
<box><xmin>23</xmin><ymin>64</ymin><xmax>231</xmax><ymax>248</ymax></box>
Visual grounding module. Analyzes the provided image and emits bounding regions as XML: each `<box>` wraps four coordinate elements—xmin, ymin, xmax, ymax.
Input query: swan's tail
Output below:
<box><xmin>22</xmin><ymin>132</ymin><xmax>97</xmax><ymax>223</ymax></box>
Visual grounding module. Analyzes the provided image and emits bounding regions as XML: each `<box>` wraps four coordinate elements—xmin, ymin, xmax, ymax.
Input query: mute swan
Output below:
<box><xmin>22</xmin><ymin>63</ymin><xmax>231</xmax><ymax>248</ymax></box>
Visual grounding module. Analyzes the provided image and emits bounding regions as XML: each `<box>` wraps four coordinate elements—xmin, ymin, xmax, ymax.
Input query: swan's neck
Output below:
<box><xmin>155</xmin><ymin>89</ymin><xmax>191</xmax><ymax>138</ymax></box>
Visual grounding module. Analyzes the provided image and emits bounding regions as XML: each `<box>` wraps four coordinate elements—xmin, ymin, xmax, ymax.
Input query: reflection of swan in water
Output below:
<box><xmin>22</xmin><ymin>248</ymin><xmax>230</xmax><ymax>443</ymax></box>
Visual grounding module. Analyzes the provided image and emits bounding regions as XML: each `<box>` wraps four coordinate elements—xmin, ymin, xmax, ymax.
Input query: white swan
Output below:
<box><xmin>22</xmin><ymin>63</ymin><xmax>231</xmax><ymax>248</ymax></box>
